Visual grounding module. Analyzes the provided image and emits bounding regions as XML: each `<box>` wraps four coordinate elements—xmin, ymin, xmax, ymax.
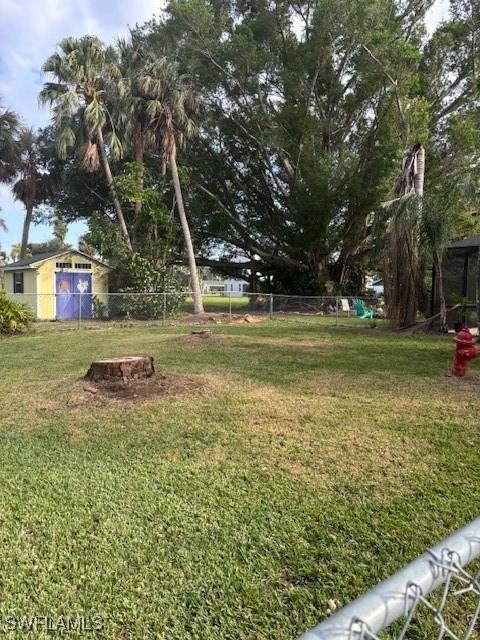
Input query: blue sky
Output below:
<box><xmin>0</xmin><ymin>0</ymin><xmax>449</xmax><ymax>256</ymax></box>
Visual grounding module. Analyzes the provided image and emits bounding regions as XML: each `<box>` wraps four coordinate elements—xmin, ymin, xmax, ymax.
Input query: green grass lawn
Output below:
<box><xmin>183</xmin><ymin>295</ymin><xmax>253</xmax><ymax>314</ymax></box>
<box><xmin>0</xmin><ymin>320</ymin><xmax>479</xmax><ymax>639</ymax></box>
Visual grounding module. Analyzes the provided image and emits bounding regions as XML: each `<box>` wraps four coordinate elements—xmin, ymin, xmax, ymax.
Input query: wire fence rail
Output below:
<box><xmin>299</xmin><ymin>517</ymin><xmax>480</xmax><ymax>640</ymax></box>
<box><xmin>6</xmin><ymin>291</ymin><xmax>385</xmax><ymax>327</ymax></box>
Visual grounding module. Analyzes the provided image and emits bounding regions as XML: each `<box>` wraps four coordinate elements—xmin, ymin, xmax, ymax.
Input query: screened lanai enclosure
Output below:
<box><xmin>431</xmin><ymin>235</ymin><xmax>480</xmax><ymax>328</ymax></box>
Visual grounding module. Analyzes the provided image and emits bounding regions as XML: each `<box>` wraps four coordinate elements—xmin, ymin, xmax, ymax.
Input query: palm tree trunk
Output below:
<box><xmin>132</xmin><ymin>140</ymin><xmax>144</xmax><ymax>248</ymax></box>
<box><xmin>96</xmin><ymin>127</ymin><xmax>133</xmax><ymax>253</ymax></box>
<box><xmin>170</xmin><ymin>145</ymin><xmax>204</xmax><ymax>314</ymax></box>
<box><xmin>436</xmin><ymin>253</ymin><xmax>447</xmax><ymax>332</ymax></box>
<box><xmin>20</xmin><ymin>204</ymin><xmax>33</xmax><ymax>258</ymax></box>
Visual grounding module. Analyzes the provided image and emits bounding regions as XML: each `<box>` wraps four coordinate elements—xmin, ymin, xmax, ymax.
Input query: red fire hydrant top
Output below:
<box><xmin>451</xmin><ymin>327</ymin><xmax>479</xmax><ymax>378</ymax></box>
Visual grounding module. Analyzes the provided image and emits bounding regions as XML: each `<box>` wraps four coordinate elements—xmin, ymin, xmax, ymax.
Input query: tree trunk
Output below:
<box><xmin>96</xmin><ymin>127</ymin><xmax>133</xmax><ymax>253</ymax></box>
<box><xmin>20</xmin><ymin>203</ymin><xmax>33</xmax><ymax>258</ymax></box>
<box><xmin>132</xmin><ymin>139</ymin><xmax>144</xmax><ymax>247</ymax></box>
<box><xmin>384</xmin><ymin>143</ymin><xmax>425</xmax><ymax>329</ymax></box>
<box><xmin>85</xmin><ymin>356</ymin><xmax>154</xmax><ymax>382</ymax></box>
<box><xmin>170</xmin><ymin>145</ymin><xmax>204</xmax><ymax>314</ymax></box>
<box><xmin>436</xmin><ymin>254</ymin><xmax>447</xmax><ymax>332</ymax></box>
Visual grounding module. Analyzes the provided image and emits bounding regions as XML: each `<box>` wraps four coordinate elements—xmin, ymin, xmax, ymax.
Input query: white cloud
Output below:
<box><xmin>0</xmin><ymin>0</ymin><xmax>163</xmax><ymax>126</ymax></box>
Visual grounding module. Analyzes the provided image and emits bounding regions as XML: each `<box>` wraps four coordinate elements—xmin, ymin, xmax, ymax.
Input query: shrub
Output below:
<box><xmin>92</xmin><ymin>295</ymin><xmax>109</xmax><ymax>320</ymax></box>
<box><xmin>0</xmin><ymin>292</ymin><xmax>35</xmax><ymax>334</ymax></box>
<box><xmin>113</xmin><ymin>254</ymin><xmax>184</xmax><ymax>320</ymax></box>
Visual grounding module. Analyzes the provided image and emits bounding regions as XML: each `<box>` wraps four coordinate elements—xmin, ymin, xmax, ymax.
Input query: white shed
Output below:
<box><xmin>223</xmin><ymin>278</ymin><xmax>248</xmax><ymax>297</ymax></box>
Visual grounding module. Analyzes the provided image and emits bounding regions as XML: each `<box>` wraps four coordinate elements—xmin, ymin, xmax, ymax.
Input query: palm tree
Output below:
<box><xmin>52</xmin><ymin>218</ymin><xmax>68</xmax><ymax>245</ymax></box>
<box><xmin>10</xmin><ymin>129</ymin><xmax>52</xmax><ymax>258</ymax></box>
<box><xmin>40</xmin><ymin>36</ymin><xmax>133</xmax><ymax>253</ymax></box>
<box><xmin>117</xmin><ymin>38</ymin><xmax>148</xmax><ymax>221</ymax></box>
<box><xmin>113</xmin><ymin>38</ymin><xmax>162</xmax><ymax>253</ymax></box>
<box><xmin>137</xmin><ymin>57</ymin><xmax>204</xmax><ymax>314</ymax></box>
<box><xmin>10</xmin><ymin>244</ymin><xmax>21</xmax><ymax>262</ymax></box>
<box><xmin>0</xmin><ymin>102</ymin><xmax>20</xmax><ymax>183</ymax></box>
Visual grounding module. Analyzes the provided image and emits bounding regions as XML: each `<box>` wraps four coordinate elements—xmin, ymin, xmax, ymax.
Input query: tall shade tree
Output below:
<box><xmin>40</xmin><ymin>36</ymin><xmax>133</xmax><ymax>252</ymax></box>
<box><xmin>137</xmin><ymin>57</ymin><xmax>204</xmax><ymax>313</ymax></box>
<box><xmin>37</xmin><ymin>2</ymin><xmax>480</xmax><ymax>300</ymax></box>
<box><xmin>0</xmin><ymin>102</ymin><xmax>20</xmax><ymax>183</ymax></box>
<box><xmin>10</xmin><ymin>129</ymin><xmax>52</xmax><ymax>258</ymax></box>
<box><xmin>131</xmin><ymin>0</ymin><xmax>435</xmax><ymax>294</ymax></box>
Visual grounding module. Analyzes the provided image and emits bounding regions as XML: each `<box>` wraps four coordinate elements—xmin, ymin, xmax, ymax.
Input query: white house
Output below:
<box><xmin>202</xmin><ymin>279</ymin><xmax>225</xmax><ymax>294</ymax></box>
<box><xmin>371</xmin><ymin>279</ymin><xmax>384</xmax><ymax>296</ymax></box>
<box><xmin>224</xmin><ymin>278</ymin><xmax>248</xmax><ymax>297</ymax></box>
<box><xmin>202</xmin><ymin>277</ymin><xmax>248</xmax><ymax>297</ymax></box>
<box><xmin>365</xmin><ymin>275</ymin><xmax>384</xmax><ymax>296</ymax></box>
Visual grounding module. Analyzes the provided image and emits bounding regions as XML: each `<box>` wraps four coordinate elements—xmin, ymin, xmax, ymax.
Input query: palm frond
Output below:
<box><xmin>39</xmin><ymin>82</ymin><xmax>69</xmax><ymax>105</ymax></box>
<box><xmin>0</xmin><ymin>105</ymin><xmax>20</xmax><ymax>182</ymax></box>
<box><xmin>105</xmin><ymin>130</ymin><xmax>124</xmax><ymax>160</ymax></box>
<box><xmin>84</xmin><ymin>98</ymin><xmax>105</xmax><ymax>130</ymax></box>
<box><xmin>56</xmin><ymin>126</ymin><xmax>76</xmax><ymax>158</ymax></box>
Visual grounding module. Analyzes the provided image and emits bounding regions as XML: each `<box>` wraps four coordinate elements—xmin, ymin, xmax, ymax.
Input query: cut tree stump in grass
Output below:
<box><xmin>85</xmin><ymin>356</ymin><xmax>155</xmax><ymax>382</ymax></box>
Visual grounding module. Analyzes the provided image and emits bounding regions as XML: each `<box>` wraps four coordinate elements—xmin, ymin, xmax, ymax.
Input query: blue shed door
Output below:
<box><xmin>56</xmin><ymin>273</ymin><xmax>92</xmax><ymax>319</ymax></box>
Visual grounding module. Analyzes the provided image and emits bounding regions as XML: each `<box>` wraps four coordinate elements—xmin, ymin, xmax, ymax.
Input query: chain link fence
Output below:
<box><xmin>5</xmin><ymin>291</ymin><xmax>385</xmax><ymax>327</ymax></box>
<box><xmin>300</xmin><ymin>517</ymin><xmax>480</xmax><ymax>640</ymax></box>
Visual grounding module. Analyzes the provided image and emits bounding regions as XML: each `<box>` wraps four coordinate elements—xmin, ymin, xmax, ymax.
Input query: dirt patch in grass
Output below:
<box><xmin>170</xmin><ymin>312</ymin><xmax>266</xmax><ymax>325</ymax></box>
<box><xmin>174</xmin><ymin>312</ymin><xmax>230</xmax><ymax>325</ymax></box>
<box><xmin>177</xmin><ymin>331</ymin><xmax>231</xmax><ymax>346</ymax></box>
<box><xmin>68</xmin><ymin>373</ymin><xmax>201</xmax><ymax>407</ymax></box>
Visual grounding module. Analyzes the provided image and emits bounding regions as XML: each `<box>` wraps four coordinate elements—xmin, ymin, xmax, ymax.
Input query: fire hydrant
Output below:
<box><xmin>451</xmin><ymin>327</ymin><xmax>479</xmax><ymax>378</ymax></box>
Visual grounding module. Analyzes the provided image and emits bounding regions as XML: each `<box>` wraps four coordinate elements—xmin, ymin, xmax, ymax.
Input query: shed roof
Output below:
<box><xmin>447</xmin><ymin>236</ymin><xmax>480</xmax><ymax>250</ymax></box>
<box><xmin>1</xmin><ymin>249</ymin><xmax>111</xmax><ymax>271</ymax></box>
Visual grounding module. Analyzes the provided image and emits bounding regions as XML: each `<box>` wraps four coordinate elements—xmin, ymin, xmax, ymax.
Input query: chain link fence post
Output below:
<box><xmin>78</xmin><ymin>292</ymin><xmax>82</xmax><ymax>328</ymax></box>
<box><xmin>335</xmin><ymin>296</ymin><xmax>339</xmax><ymax>326</ymax></box>
<box><xmin>299</xmin><ymin>516</ymin><xmax>480</xmax><ymax>640</ymax></box>
<box><xmin>162</xmin><ymin>292</ymin><xmax>167</xmax><ymax>327</ymax></box>
<box><xmin>228</xmin><ymin>289</ymin><xmax>232</xmax><ymax>322</ymax></box>
<box><xmin>269</xmin><ymin>293</ymin><xmax>274</xmax><ymax>320</ymax></box>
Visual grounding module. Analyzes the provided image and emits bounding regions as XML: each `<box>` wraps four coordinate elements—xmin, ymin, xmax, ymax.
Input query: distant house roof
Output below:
<box><xmin>204</xmin><ymin>278</ymin><xmax>248</xmax><ymax>284</ymax></box>
<box><xmin>1</xmin><ymin>249</ymin><xmax>111</xmax><ymax>271</ymax></box>
<box><xmin>448</xmin><ymin>236</ymin><xmax>480</xmax><ymax>250</ymax></box>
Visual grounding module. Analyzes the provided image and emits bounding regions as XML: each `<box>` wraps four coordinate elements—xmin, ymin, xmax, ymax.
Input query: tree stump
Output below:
<box><xmin>85</xmin><ymin>356</ymin><xmax>155</xmax><ymax>382</ymax></box>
